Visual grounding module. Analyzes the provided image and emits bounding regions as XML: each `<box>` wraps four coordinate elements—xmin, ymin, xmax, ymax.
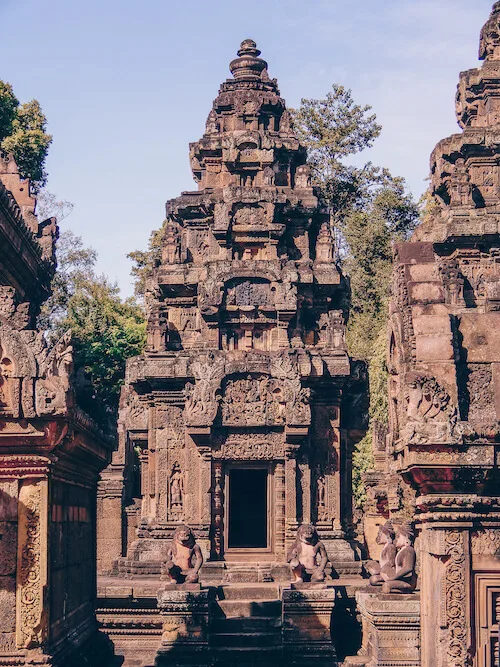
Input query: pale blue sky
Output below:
<box><xmin>1</xmin><ymin>0</ymin><xmax>494</xmax><ymax>296</ymax></box>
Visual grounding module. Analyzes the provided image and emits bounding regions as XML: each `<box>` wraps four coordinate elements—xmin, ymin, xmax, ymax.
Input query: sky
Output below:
<box><xmin>0</xmin><ymin>0</ymin><xmax>495</xmax><ymax>296</ymax></box>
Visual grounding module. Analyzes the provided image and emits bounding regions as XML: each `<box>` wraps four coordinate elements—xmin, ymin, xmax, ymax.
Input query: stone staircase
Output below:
<box><xmin>210</xmin><ymin>584</ymin><xmax>283</xmax><ymax>665</ymax></box>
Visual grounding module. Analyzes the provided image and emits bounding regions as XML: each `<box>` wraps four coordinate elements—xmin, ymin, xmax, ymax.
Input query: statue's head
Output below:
<box><xmin>297</xmin><ymin>523</ymin><xmax>318</xmax><ymax>545</ymax></box>
<box><xmin>173</xmin><ymin>524</ymin><xmax>196</xmax><ymax>547</ymax></box>
<box><xmin>396</xmin><ymin>523</ymin><xmax>415</xmax><ymax>548</ymax></box>
<box><xmin>376</xmin><ymin>520</ymin><xmax>396</xmax><ymax>545</ymax></box>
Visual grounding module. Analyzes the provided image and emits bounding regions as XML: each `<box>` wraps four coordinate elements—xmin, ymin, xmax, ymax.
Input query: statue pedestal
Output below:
<box><xmin>155</xmin><ymin>587</ymin><xmax>212</xmax><ymax>665</ymax></box>
<box><xmin>282</xmin><ymin>587</ymin><xmax>337</xmax><ymax>664</ymax></box>
<box><xmin>346</xmin><ymin>589</ymin><xmax>420</xmax><ymax>667</ymax></box>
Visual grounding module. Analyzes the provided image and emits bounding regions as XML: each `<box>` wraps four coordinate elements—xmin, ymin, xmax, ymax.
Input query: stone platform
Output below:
<box><xmin>344</xmin><ymin>589</ymin><xmax>420</xmax><ymax>667</ymax></box>
<box><xmin>97</xmin><ymin>576</ymin><xmax>366</xmax><ymax>666</ymax></box>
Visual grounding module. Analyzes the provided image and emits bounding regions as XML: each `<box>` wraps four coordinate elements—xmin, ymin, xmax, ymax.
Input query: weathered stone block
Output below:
<box><xmin>415</xmin><ymin>335</ymin><xmax>454</xmax><ymax>361</ymax></box>
<box><xmin>349</xmin><ymin>590</ymin><xmax>420</xmax><ymax>667</ymax></box>
<box><xmin>282</xmin><ymin>587</ymin><xmax>336</xmax><ymax>664</ymax></box>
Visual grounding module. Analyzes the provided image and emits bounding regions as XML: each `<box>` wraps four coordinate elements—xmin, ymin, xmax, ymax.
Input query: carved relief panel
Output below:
<box><xmin>222</xmin><ymin>375</ymin><xmax>285</xmax><ymax>426</ymax></box>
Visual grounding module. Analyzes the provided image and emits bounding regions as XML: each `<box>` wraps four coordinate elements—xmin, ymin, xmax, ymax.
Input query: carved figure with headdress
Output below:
<box><xmin>381</xmin><ymin>523</ymin><xmax>417</xmax><ymax>594</ymax></box>
<box><xmin>366</xmin><ymin>520</ymin><xmax>397</xmax><ymax>586</ymax></box>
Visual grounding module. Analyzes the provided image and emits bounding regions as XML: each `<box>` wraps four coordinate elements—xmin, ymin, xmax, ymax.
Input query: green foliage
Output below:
<box><xmin>128</xmin><ymin>221</ymin><xmax>167</xmax><ymax>298</ymax></box>
<box><xmin>292</xmin><ymin>85</ymin><xmax>382</xmax><ymax>218</ymax></box>
<box><xmin>65</xmin><ymin>276</ymin><xmax>146</xmax><ymax>425</ymax></box>
<box><xmin>0</xmin><ymin>82</ymin><xmax>52</xmax><ymax>192</ymax></box>
<box><xmin>0</xmin><ymin>81</ymin><xmax>19</xmax><ymax>142</ymax></box>
<box><xmin>41</xmin><ymin>230</ymin><xmax>146</xmax><ymax>427</ymax></box>
<box><xmin>292</xmin><ymin>85</ymin><xmax>419</xmax><ymax>507</ymax></box>
<box><xmin>351</xmin><ymin>329</ymin><xmax>388</xmax><ymax>507</ymax></box>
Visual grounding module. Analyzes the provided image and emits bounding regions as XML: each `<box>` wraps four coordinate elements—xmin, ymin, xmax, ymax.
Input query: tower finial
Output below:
<box><xmin>230</xmin><ymin>39</ymin><xmax>268</xmax><ymax>80</ymax></box>
<box><xmin>479</xmin><ymin>3</ymin><xmax>500</xmax><ymax>60</ymax></box>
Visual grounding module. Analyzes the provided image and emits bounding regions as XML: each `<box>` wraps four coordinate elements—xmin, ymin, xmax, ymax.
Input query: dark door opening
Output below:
<box><xmin>228</xmin><ymin>468</ymin><xmax>267</xmax><ymax>549</ymax></box>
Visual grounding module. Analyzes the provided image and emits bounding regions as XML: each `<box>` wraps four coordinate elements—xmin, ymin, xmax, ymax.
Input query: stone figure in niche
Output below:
<box><xmin>163</xmin><ymin>221</ymin><xmax>182</xmax><ymax>264</ymax></box>
<box><xmin>380</xmin><ymin>524</ymin><xmax>417</xmax><ymax>594</ymax></box>
<box><xmin>315</xmin><ymin>466</ymin><xmax>327</xmax><ymax>522</ymax></box>
<box><xmin>263</xmin><ymin>166</ymin><xmax>274</xmax><ymax>186</ymax></box>
<box><xmin>295</xmin><ymin>164</ymin><xmax>312</xmax><ymax>189</ymax></box>
<box><xmin>288</xmin><ymin>524</ymin><xmax>328</xmax><ymax>583</ymax></box>
<box><xmin>163</xmin><ymin>525</ymin><xmax>203</xmax><ymax>584</ymax></box>
<box><xmin>366</xmin><ymin>521</ymin><xmax>397</xmax><ymax>586</ymax></box>
<box><xmin>169</xmin><ymin>465</ymin><xmax>184</xmax><ymax>520</ymax></box>
<box><xmin>404</xmin><ymin>374</ymin><xmax>462</xmax><ymax>445</ymax></box>
<box><xmin>439</xmin><ymin>259</ymin><xmax>465</xmax><ymax>307</ymax></box>
<box><xmin>205</xmin><ymin>109</ymin><xmax>219</xmax><ymax>134</ymax></box>
<box><xmin>280</xmin><ymin>110</ymin><xmax>292</xmax><ymax>133</ymax></box>
<box><xmin>0</xmin><ymin>352</ymin><xmax>13</xmax><ymax>412</ymax></box>
<box><xmin>449</xmin><ymin>158</ymin><xmax>472</xmax><ymax>207</ymax></box>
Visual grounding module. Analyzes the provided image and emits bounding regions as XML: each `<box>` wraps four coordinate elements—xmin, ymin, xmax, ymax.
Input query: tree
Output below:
<box><xmin>0</xmin><ymin>81</ymin><xmax>19</xmax><ymax>142</ymax></box>
<box><xmin>0</xmin><ymin>80</ymin><xmax>52</xmax><ymax>192</ymax></box>
<box><xmin>41</xmin><ymin>230</ymin><xmax>146</xmax><ymax>427</ymax></box>
<box><xmin>128</xmin><ymin>222</ymin><xmax>167</xmax><ymax>299</ymax></box>
<box><xmin>65</xmin><ymin>274</ymin><xmax>146</xmax><ymax>427</ymax></box>
<box><xmin>291</xmin><ymin>86</ymin><xmax>419</xmax><ymax>506</ymax></box>
<box><xmin>291</xmin><ymin>84</ymin><xmax>383</xmax><ymax>220</ymax></box>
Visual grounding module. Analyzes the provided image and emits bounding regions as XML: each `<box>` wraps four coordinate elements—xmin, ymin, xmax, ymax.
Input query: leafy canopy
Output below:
<box><xmin>41</xmin><ymin>229</ymin><xmax>146</xmax><ymax>427</ymax></box>
<box><xmin>291</xmin><ymin>84</ymin><xmax>419</xmax><ymax>506</ymax></box>
<box><xmin>0</xmin><ymin>81</ymin><xmax>51</xmax><ymax>192</ymax></box>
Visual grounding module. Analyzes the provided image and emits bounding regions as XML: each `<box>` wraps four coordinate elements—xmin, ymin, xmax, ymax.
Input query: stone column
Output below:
<box><xmin>274</xmin><ymin>461</ymin><xmax>286</xmax><ymax>557</ymax></box>
<box><xmin>285</xmin><ymin>446</ymin><xmax>299</xmax><ymax>551</ymax></box>
<box><xmin>139</xmin><ymin>451</ymin><xmax>149</xmax><ymax>518</ymax></box>
<box><xmin>211</xmin><ymin>462</ymin><xmax>224</xmax><ymax>559</ymax></box>
<box><xmin>299</xmin><ymin>456</ymin><xmax>311</xmax><ymax>524</ymax></box>
<box><xmin>419</xmin><ymin>523</ymin><xmax>471</xmax><ymax>667</ymax></box>
<box><xmin>96</xmin><ymin>476</ymin><xmax>124</xmax><ymax>574</ymax></box>
<box><xmin>16</xmin><ymin>477</ymin><xmax>49</xmax><ymax>651</ymax></box>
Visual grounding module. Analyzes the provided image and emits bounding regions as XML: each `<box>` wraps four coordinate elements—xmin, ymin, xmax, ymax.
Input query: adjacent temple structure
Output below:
<box><xmin>0</xmin><ymin>155</ymin><xmax>114</xmax><ymax>666</ymax></box>
<box><xmin>356</xmin><ymin>4</ymin><xmax>500</xmax><ymax>667</ymax></box>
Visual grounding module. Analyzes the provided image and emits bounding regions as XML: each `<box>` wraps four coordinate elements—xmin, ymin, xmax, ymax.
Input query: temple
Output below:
<box><xmin>98</xmin><ymin>38</ymin><xmax>359</xmax><ymax>579</ymax></box>
<box><xmin>4</xmin><ymin>3</ymin><xmax>500</xmax><ymax>666</ymax></box>
<box><xmin>0</xmin><ymin>156</ymin><xmax>114</xmax><ymax>665</ymax></box>
<box><xmin>351</xmin><ymin>4</ymin><xmax>500</xmax><ymax>666</ymax></box>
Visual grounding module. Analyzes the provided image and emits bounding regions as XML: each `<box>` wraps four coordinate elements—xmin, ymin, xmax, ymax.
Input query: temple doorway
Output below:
<box><xmin>227</xmin><ymin>467</ymin><xmax>268</xmax><ymax>549</ymax></box>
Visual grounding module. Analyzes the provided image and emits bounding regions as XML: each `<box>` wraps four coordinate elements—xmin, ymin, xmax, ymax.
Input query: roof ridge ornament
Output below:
<box><xmin>230</xmin><ymin>39</ymin><xmax>268</xmax><ymax>80</ymax></box>
<box><xmin>479</xmin><ymin>2</ymin><xmax>500</xmax><ymax>61</ymax></box>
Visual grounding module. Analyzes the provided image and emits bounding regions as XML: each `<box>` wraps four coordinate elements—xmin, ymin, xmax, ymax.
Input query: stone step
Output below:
<box><xmin>216</xmin><ymin>599</ymin><xmax>282</xmax><ymax>618</ymax></box>
<box><xmin>217</xmin><ymin>584</ymin><xmax>280</xmax><ymax>600</ymax></box>
<box><xmin>211</xmin><ymin>616</ymin><xmax>281</xmax><ymax>633</ymax></box>
<box><xmin>211</xmin><ymin>631</ymin><xmax>282</xmax><ymax>648</ymax></box>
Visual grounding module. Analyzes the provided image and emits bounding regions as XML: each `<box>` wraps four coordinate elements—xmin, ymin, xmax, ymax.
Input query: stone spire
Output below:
<box><xmin>479</xmin><ymin>2</ymin><xmax>500</xmax><ymax>60</ymax></box>
<box><xmin>189</xmin><ymin>39</ymin><xmax>304</xmax><ymax>192</ymax></box>
<box><xmin>415</xmin><ymin>2</ymin><xmax>500</xmax><ymax>241</ymax></box>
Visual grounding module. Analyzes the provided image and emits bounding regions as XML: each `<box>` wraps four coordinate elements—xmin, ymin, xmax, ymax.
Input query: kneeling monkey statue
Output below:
<box><xmin>163</xmin><ymin>525</ymin><xmax>203</xmax><ymax>584</ymax></box>
<box><xmin>288</xmin><ymin>524</ymin><xmax>328</xmax><ymax>583</ymax></box>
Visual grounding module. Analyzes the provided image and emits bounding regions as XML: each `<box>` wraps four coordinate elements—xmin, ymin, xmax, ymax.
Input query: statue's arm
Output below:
<box><xmin>317</xmin><ymin>542</ymin><xmax>328</xmax><ymax>570</ymax></box>
<box><xmin>192</xmin><ymin>544</ymin><xmax>204</xmax><ymax>573</ymax></box>
<box><xmin>287</xmin><ymin>545</ymin><xmax>299</xmax><ymax>561</ymax></box>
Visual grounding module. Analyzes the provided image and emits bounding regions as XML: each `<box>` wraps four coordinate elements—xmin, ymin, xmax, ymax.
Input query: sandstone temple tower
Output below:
<box><xmin>0</xmin><ymin>155</ymin><xmax>114</xmax><ymax>666</ymax></box>
<box><xmin>98</xmin><ymin>39</ymin><xmax>358</xmax><ymax>579</ymax></box>
<box><xmin>362</xmin><ymin>4</ymin><xmax>500</xmax><ymax>666</ymax></box>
